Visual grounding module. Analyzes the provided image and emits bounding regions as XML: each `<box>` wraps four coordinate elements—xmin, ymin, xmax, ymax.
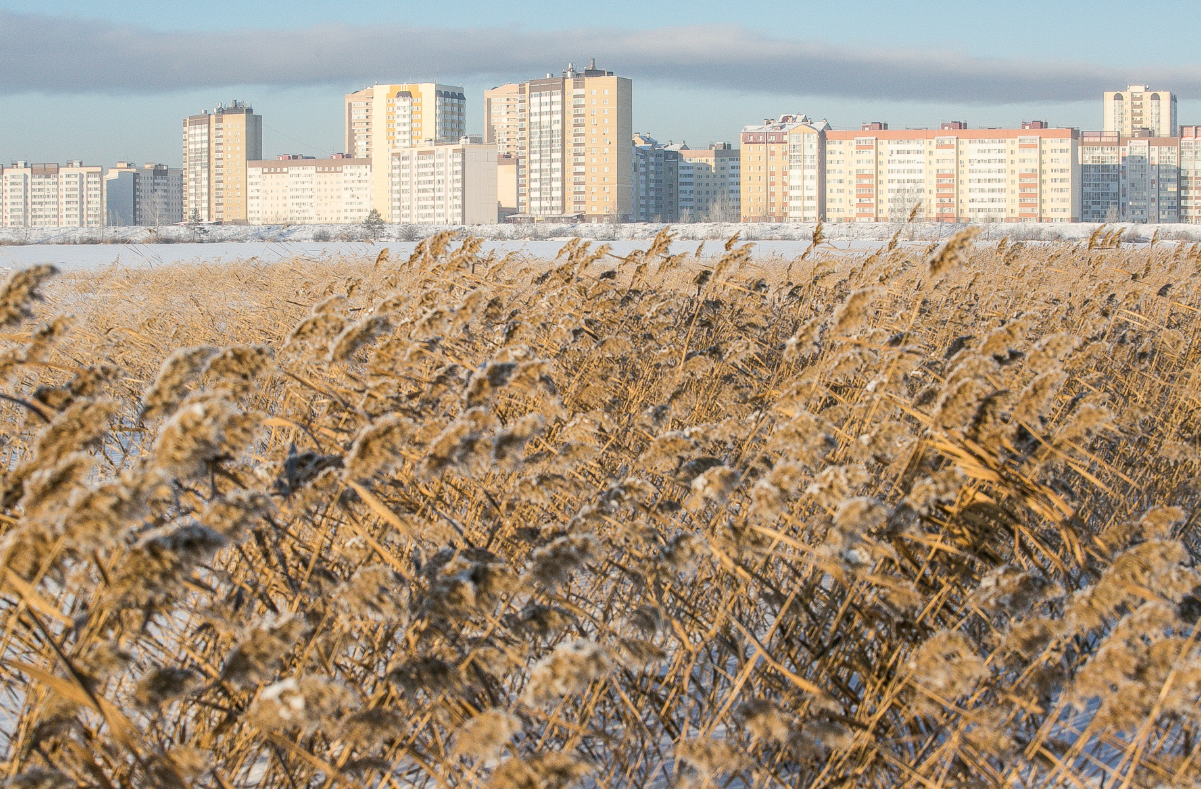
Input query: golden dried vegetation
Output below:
<box><xmin>2</xmin><ymin>227</ymin><xmax>1201</xmax><ymax>788</ymax></box>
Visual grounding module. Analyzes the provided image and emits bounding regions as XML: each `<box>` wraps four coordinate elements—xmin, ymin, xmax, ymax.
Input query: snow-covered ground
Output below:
<box><xmin>0</xmin><ymin>221</ymin><xmax>1195</xmax><ymax>271</ymax></box>
<box><xmin>2</xmin><ymin>221</ymin><xmax>1200</xmax><ymax>247</ymax></box>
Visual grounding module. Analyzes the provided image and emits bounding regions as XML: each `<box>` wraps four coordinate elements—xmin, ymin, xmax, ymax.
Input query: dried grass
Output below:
<box><xmin>2</xmin><ymin>234</ymin><xmax>1201</xmax><ymax>788</ymax></box>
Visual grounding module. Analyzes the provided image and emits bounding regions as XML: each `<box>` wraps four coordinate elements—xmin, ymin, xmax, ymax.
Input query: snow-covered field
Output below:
<box><xmin>0</xmin><ymin>221</ymin><xmax>1196</xmax><ymax>271</ymax></box>
<box><xmin>3</xmin><ymin>220</ymin><xmax>1201</xmax><ymax>246</ymax></box>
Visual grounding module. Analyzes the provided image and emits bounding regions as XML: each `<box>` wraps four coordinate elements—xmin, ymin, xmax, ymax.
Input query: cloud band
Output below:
<box><xmin>2</xmin><ymin>11</ymin><xmax>1199</xmax><ymax>102</ymax></box>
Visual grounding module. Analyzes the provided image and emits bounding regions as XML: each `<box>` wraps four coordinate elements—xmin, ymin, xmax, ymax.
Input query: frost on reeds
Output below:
<box><xmin>0</xmin><ymin>264</ymin><xmax>58</xmax><ymax>326</ymax></box>
<box><xmin>4</xmin><ymin>234</ymin><xmax>1201</xmax><ymax>788</ymax></box>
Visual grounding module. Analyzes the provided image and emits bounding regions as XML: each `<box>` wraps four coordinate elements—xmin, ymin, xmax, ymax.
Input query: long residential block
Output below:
<box><xmin>2</xmin><ymin>160</ymin><xmax>104</xmax><ymax>228</ymax></box>
<box><xmin>247</xmin><ymin>156</ymin><xmax>372</xmax><ymax>225</ymax></box>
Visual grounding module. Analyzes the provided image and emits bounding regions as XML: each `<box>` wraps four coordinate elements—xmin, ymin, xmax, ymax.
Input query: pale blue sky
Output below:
<box><xmin>1</xmin><ymin>0</ymin><xmax>1198</xmax><ymax>167</ymax></box>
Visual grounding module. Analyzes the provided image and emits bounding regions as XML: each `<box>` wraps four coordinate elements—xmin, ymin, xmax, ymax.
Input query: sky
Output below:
<box><xmin>1</xmin><ymin>0</ymin><xmax>1199</xmax><ymax>168</ymax></box>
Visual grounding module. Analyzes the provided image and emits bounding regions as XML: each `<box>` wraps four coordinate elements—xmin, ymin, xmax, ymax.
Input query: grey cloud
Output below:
<box><xmin>3</xmin><ymin>10</ymin><xmax>1201</xmax><ymax>102</ymax></box>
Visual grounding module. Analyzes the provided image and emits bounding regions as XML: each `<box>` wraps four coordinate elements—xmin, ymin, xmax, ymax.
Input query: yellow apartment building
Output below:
<box><xmin>344</xmin><ymin>83</ymin><xmax>466</xmax><ymax>215</ymax></box>
<box><xmin>489</xmin><ymin>62</ymin><xmax>632</xmax><ymax>222</ymax></box>
<box><xmin>182</xmin><ymin>101</ymin><xmax>263</xmax><ymax>224</ymax></box>
<box><xmin>740</xmin><ymin>115</ymin><xmax>828</xmax><ymax>222</ymax></box>
<box><xmin>818</xmin><ymin>122</ymin><xmax>1078</xmax><ymax>223</ymax></box>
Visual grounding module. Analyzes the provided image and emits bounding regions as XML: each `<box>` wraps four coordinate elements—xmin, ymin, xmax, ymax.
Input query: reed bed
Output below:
<box><xmin>1</xmin><ymin>227</ymin><xmax>1201</xmax><ymax>788</ymax></box>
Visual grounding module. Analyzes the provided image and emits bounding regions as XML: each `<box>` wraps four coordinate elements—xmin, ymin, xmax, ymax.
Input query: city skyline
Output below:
<box><xmin>4</xmin><ymin>0</ymin><xmax>1201</xmax><ymax>167</ymax></box>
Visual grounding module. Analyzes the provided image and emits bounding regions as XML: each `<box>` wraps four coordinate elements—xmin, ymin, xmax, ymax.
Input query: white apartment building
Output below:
<box><xmin>680</xmin><ymin>144</ymin><xmax>740</xmax><ymax>222</ymax></box>
<box><xmin>1080</xmin><ymin>132</ymin><xmax>1122</xmax><ymax>222</ymax></box>
<box><xmin>665</xmin><ymin>144</ymin><xmax>695</xmax><ymax>220</ymax></box>
<box><xmin>1081</xmin><ymin>131</ymin><xmax>1180</xmax><ymax>223</ymax></box>
<box><xmin>1104</xmin><ymin>86</ymin><xmax>1178</xmax><ymax>138</ymax></box>
<box><xmin>1181</xmin><ymin>127</ymin><xmax>1201</xmax><ymax>224</ymax></box>
<box><xmin>819</xmin><ymin>122</ymin><xmax>1078</xmax><ymax>223</ymax></box>
<box><xmin>633</xmin><ymin>133</ymin><xmax>681</xmax><ymax>222</ymax></box>
<box><xmin>2</xmin><ymin>161</ymin><xmax>104</xmax><ymax>228</ymax></box>
<box><xmin>104</xmin><ymin>162</ymin><xmax>183</xmax><ymax>226</ymax></box>
<box><xmin>390</xmin><ymin>140</ymin><xmax>498</xmax><ymax>225</ymax></box>
<box><xmin>247</xmin><ymin>156</ymin><xmax>371</xmax><ymax>225</ymax></box>
<box><xmin>1123</xmin><ymin>136</ymin><xmax>1178</xmax><ymax>223</ymax></box>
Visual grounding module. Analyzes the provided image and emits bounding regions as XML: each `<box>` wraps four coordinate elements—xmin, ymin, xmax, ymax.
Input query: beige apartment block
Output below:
<box><xmin>1104</xmin><ymin>86</ymin><xmax>1178</xmax><ymax>138</ymax></box>
<box><xmin>740</xmin><ymin>115</ymin><xmax>828</xmax><ymax>222</ymax></box>
<box><xmin>182</xmin><ymin>101</ymin><xmax>263</xmax><ymax>224</ymax></box>
<box><xmin>344</xmin><ymin>83</ymin><xmax>466</xmax><ymax>215</ymax></box>
<box><xmin>1</xmin><ymin>160</ymin><xmax>103</xmax><ymax>228</ymax></box>
<box><xmin>679</xmin><ymin>144</ymin><xmax>740</xmax><ymax>222</ymax></box>
<box><xmin>390</xmin><ymin>141</ymin><xmax>498</xmax><ymax>225</ymax></box>
<box><xmin>484</xmin><ymin>83</ymin><xmax>525</xmax><ymax>159</ymax></box>
<box><xmin>1182</xmin><ymin>127</ymin><xmax>1201</xmax><ymax>224</ymax></box>
<box><xmin>497</xmin><ymin>155</ymin><xmax>518</xmax><ymax>217</ymax></box>
<box><xmin>493</xmin><ymin>62</ymin><xmax>632</xmax><ymax>222</ymax></box>
<box><xmin>247</xmin><ymin>157</ymin><xmax>372</xmax><ymax>225</ymax></box>
<box><xmin>820</xmin><ymin>122</ymin><xmax>1078</xmax><ymax>223</ymax></box>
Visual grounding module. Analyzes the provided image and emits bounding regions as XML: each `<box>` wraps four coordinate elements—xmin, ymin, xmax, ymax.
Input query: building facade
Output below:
<box><xmin>491</xmin><ymin>62</ymin><xmax>632</xmax><ymax>222</ymax></box>
<box><xmin>484</xmin><ymin>84</ymin><xmax>525</xmax><ymax>159</ymax></box>
<box><xmin>2</xmin><ymin>161</ymin><xmax>103</xmax><ymax>228</ymax></box>
<box><xmin>104</xmin><ymin>162</ymin><xmax>183</xmax><ymax>226</ymax></box>
<box><xmin>1104</xmin><ymin>86</ymin><xmax>1178</xmax><ymax>138</ymax></box>
<box><xmin>679</xmin><ymin>144</ymin><xmax>740</xmax><ymax>222</ymax></box>
<box><xmin>183</xmin><ymin>101</ymin><xmax>263</xmax><ymax>224</ymax></box>
<box><xmin>344</xmin><ymin>83</ymin><xmax>467</xmax><ymax>215</ymax></box>
<box><xmin>818</xmin><ymin>122</ymin><xmax>1078</xmax><ymax>223</ymax></box>
<box><xmin>246</xmin><ymin>156</ymin><xmax>371</xmax><ymax>225</ymax></box>
<box><xmin>390</xmin><ymin>140</ymin><xmax>498</xmax><ymax>225</ymax></box>
<box><xmin>632</xmin><ymin>134</ymin><xmax>681</xmax><ymax>223</ymax></box>
<box><xmin>1181</xmin><ymin>127</ymin><xmax>1201</xmax><ymax>224</ymax></box>
<box><xmin>740</xmin><ymin>115</ymin><xmax>829</xmax><ymax>222</ymax></box>
<box><xmin>1082</xmin><ymin>132</ymin><xmax>1181</xmax><ymax>223</ymax></box>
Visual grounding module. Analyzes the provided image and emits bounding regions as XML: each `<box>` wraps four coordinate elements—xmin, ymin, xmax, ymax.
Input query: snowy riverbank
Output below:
<box><xmin>3</xmin><ymin>220</ymin><xmax>1201</xmax><ymax>247</ymax></box>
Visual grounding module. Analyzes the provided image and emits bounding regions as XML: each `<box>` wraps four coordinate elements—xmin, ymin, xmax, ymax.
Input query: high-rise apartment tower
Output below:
<box><xmin>1103</xmin><ymin>86</ymin><xmax>1178</xmax><ymax>138</ymax></box>
<box><xmin>487</xmin><ymin>62</ymin><xmax>632</xmax><ymax>222</ymax></box>
<box><xmin>182</xmin><ymin>101</ymin><xmax>262</xmax><ymax>224</ymax></box>
<box><xmin>344</xmin><ymin>83</ymin><xmax>467</xmax><ymax>213</ymax></box>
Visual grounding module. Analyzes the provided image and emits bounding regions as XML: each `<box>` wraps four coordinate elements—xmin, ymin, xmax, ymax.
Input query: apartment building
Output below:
<box><xmin>1124</xmin><ymin>136</ymin><xmax>1178</xmax><ymax>223</ymax></box>
<box><xmin>390</xmin><ymin>139</ymin><xmax>498</xmax><ymax>225</ymax></box>
<box><xmin>1104</xmin><ymin>86</ymin><xmax>1178</xmax><ymax>138</ymax></box>
<box><xmin>246</xmin><ymin>155</ymin><xmax>371</xmax><ymax>225</ymax></box>
<box><xmin>666</xmin><ymin>144</ymin><xmax>695</xmax><ymax>220</ymax></box>
<box><xmin>740</xmin><ymin>115</ymin><xmax>829</xmax><ymax>222</ymax></box>
<box><xmin>344</xmin><ymin>83</ymin><xmax>467</xmax><ymax>214</ymax></box>
<box><xmin>484</xmin><ymin>84</ymin><xmax>525</xmax><ymax>159</ymax></box>
<box><xmin>1181</xmin><ymin>127</ymin><xmax>1201</xmax><ymax>224</ymax></box>
<box><xmin>680</xmin><ymin>144</ymin><xmax>740</xmax><ymax>222</ymax></box>
<box><xmin>632</xmin><ymin>133</ymin><xmax>682</xmax><ymax>222</ymax></box>
<box><xmin>1081</xmin><ymin>131</ymin><xmax>1181</xmax><ymax>223</ymax></box>
<box><xmin>1</xmin><ymin>161</ymin><xmax>103</xmax><ymax>228</ymax></box>
<box><xmin>103</xmin><ymin>162</ymin><xmax>183</xmax><ymax>226</ymax></box>
<box><xmin>183</xmin><ymin>101</ymin><xmax>263</xmax><ymax>224</ymax></box>
<box><xmin>1080</xmin><ymin>132</ymin><xmax>1122</xmax><ymax>222</ymax></box>
<box><xmin>493</xmin><ymin>61</ymin><xmax>633</xmax><ymax>222</ymax></box>
<box><xmin>818</xmin><ymin>121</ymin><xmax>1078</xmax><ymax>223</ymax></box>
<box><xmin>497</xmin><ymin>155</ymin><xmax>519</xmax><ymax>218</ymax></box>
